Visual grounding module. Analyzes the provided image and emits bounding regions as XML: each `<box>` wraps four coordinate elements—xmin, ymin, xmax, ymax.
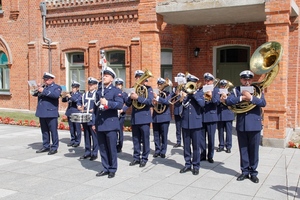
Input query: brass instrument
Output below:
<box><xmin>61</xmin><ymin>91</ymin><xmax>70</xmax><ymax>98</ymax></box>
<box><xmin>169</xmin><ymin>84</ymin><xmax>185</xmax><ymax>104</ymax></box>
<box><xmin>229</xmin><ymin>41</ymin><xmax>283</xmax><ymax>113</ymax></box>
<box><xmin>219</xmin><ymin>80</ymin><xmax>234</xmax><ymax>104</ymax></box>
<box><xmin>204</xmin><ymin>78</ymin><xmax>220</xmax><ymax>101</ymax></box>
<box><xmin>153</xmin><ymin>78</ymin><xmax>172</xmax><ymax>114</ymax></box>
<box><xmin>132</xmin><ymin>69</ymin><xmax>153</xmax><ymax>109</ymax></box>
<box><xmin>185</xmin><ymin>82</ymin><xmax>198</xmax><ymax>94</ymax></box>
<box><xmin>31</xmin><ymin>84</ymin><xmax>45</xmax><ymax>97</ymax></box>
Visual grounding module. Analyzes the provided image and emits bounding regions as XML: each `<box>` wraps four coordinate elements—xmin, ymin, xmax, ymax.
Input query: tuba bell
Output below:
<box><xmin>229</xmin><ymin>41</ymin><xmax>283</xmax><ymax>113</ymax></box>
<box><xmin>132</xmin><ymin>69</ymin><xmax>153</xmax><ymax>109</ymax></box>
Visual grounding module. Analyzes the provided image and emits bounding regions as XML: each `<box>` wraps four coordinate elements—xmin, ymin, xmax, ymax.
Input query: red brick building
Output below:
<box><xmin>0</xmin><ymin>0</ymin><xmax>299</xmax><ymax>147</ymax></box>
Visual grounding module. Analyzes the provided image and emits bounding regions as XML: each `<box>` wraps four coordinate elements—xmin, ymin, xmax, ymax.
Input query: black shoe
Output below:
<box><xmin>180</xmin><ymin>167</ymin><xmax>191</xmax><ymax>173</ymax></box>
<box><xmin>200</xmin><ymin>157</ymin><xmax>206</xmax><ymax>161</ymax></box>
<box><xmin>208</xmin><ymin>158</ymin><xmax>214</xmax><ymax>163</ymax></box>
<box><xmin>139</xmin><ymin>162</ymin><xmax>146</xmax><ymax>168</ymax></box>
<box><xmin>117</xmin><ymin>149</ymin><xmax>122</xmax><ymax>153</ymax></box>
<box><xmin>48</xmin><ymin>150</ymin><xmax>57</xmax><ymax>155</ymax></box>
<box><xmin>67</xmin><ymin>143</ymin><xmax>74</xmax><ymax>147</ymax></box>
<box><xmin>72</xmin><ymin>144</ymin><xmax>79</xmax><ymax>147</ymax></box>
<box><xmin>79</xmin><ymin>155</ymin><xmax>91</xmax><ymax>160</ymax></box>
<box><xmin>90</xmin><ymin>156</ymin><xmax>97</xmax><ymax>161</ymax></box>
<box><xmin>108</xmin><ymin>172</ymin><xmax>115</xmax><ymax>178</ymax></box>
<box><xmin>225</xmin><ymin>149</ymin><xmax>231</xmax><ymax>153</ymax></box>
<box><xmin>250</xmin><ymin>175</ymin><xmax>259</xmax><ymax>183</ymax></box>
<box><xmin>192</xmin><ymin>169</ymin><xmax>199</xmax><ymax>175</ymax></box>
<box><xmin>36</xmin><ymin>148</ymin><xmax>50</xmax><ymax>153</ymax></box>
<box><xmin>129</xmin><ymin>160</ymin><xmax>140</xmax><ymax>166</ymax></box>
<box><xmin>153</xmin><ymin>153</ymin><xmax>159</xmax><ymax>158</ymax></box>
<box><xmin>216</xmin><ymin>147</ymin><xmax>224</xmax><ymax>152</ymax></box>
<box><xmin>160</xmin><ymin>154</ymin><xmax>166</xmax><ymax>158</ymax></box>
<box><xmin>173</xmin><ymin>143</ymin><xmax>181</xmax><ymax>148</ymax></box>
<box><xmin>237</xmin><ymin>174</ymin><xmax>249</xmax><ymax>181</ymax></box>
<box><xmin>96</xmin><ymin>171</ymin><xmax>109</xmax><ymax>177</ymax></box>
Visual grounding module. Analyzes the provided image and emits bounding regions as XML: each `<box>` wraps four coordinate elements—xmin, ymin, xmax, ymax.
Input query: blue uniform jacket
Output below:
<box><xmin>94</xmin><ymin>84</ymin><xmax>123</xmax><ymax>132</ymax></box>
<box><xmin>62</xmin><ymin>91</ymin><xmax>82</xmax><ymax>117</ymax></box>
<box><xmin>225</xmin><ymin>86</ymin><xmax>266</xmax><ymax>132</ymax></box>
<box><xmin>152</xmin><ymin>91</ymin><xmax>172</xmax><ymax>123</ymax></box>
<box><xmin>33</xmin><ymin>83</ymin><xmax>62</xmax><ymax>118</ymax></box>
<box><xmin>120</xmin><ymin>91</ymin><xmax>129</xmax><ymax>118</ymax></box>
<box><xmin>77</xmin><ymin>90</ymin><xmax>97</xmax><ymax>126</ymax></box>
<box><xmin>171</xmin><ymin>92</ymin><xmax>183</xmax><ymax>116</ymax></box>
<box><xmin>181</xmin><ymin>89</ymin><xmax>205</xmax><ymax>129</ymax></box>
<box><xmin>126</xmin><ymin>85</ymin><xmax>153</xmax><ymax>125</ymax></box>
<box><xmin>217</xmin><ymin>103</ymin><xmax>235</xmax><ymax>122</ymax></box>
<box><xmin>203</xmin><ymin>87</ymin><xmax>220</xmax><ymax>123</ymax></box>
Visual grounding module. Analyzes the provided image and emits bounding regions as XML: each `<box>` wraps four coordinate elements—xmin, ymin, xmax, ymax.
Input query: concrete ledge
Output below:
<box><xmin>262</xmin><ymin>128</ymin><xmax>294</xmax><ymax>148</ymax></box>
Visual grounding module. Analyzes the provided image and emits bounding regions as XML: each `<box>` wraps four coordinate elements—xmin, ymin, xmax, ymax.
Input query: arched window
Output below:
<box><xmin>0</xmin><ymin>51</ymin><xmax>9</xmax><ymax>93</ymax></box>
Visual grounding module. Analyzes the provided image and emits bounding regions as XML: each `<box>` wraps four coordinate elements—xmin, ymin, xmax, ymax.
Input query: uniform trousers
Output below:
<box><xmin>217</xmin><ymin>121</ymin><xmax>233</xmax><ymax>150</ymax></box>
<box><xmin>174</xmin><ymin>115</ymin><xmax>182</xmax><ymax>145</ymax></box>
<box><xmin>117</xmin><ymin>116</ymin><xmax>125</xmax><ymax>151</ymax></box>
<box><xmin>153</xmin><ymin>122</ymin><xmax>170</xmax><ymax>155</ymax></box>
<box><xmin>82</xmin><ymin>123</ymin><xmax>98</xmax><ymax>157</ymax></box>
<box><xmin>237</xmin><ymin>130</ymin><xmax>260</xmax><ymax>176</ymax></box>
<box><xmin>97</xmin><ymin>130</ymin><xmax>118</xmax><ymax>173</ymax></box>
<box><xmin>182</xmin><ymin>128</ymin><xmax>201</xmax><ymax>170</ymax></box>
<box><xmin>201</xmin><ymin>122</ymin><xmax>217</xmax><ymax>160</ymax></box>
<box><xmin>131</xmin><ymin>124</ymin><xmax>150</xmax><ymax>163</ymax></box>
<box><xmin>67</xmin><ymin>117</ymin><xmax>82</xmax><ymax>145</ymax></box>
<box><xmin>39</xmin><ymin>117</ymin><xmax>59</xmax><ymax>151</ymax></box>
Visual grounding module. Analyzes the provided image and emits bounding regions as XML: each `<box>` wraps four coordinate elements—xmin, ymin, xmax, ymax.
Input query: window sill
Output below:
<box><xmin>0</xmin><ymin>10</ymin><xmax>4</xmax><ymax>15</ymax></box>
<box><xmin>0</xmin><ymin>91</ymin><xmax>11</xmax><ymax>96</ymax></box>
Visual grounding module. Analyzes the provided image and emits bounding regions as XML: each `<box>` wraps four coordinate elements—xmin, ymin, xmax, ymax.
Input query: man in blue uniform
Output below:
<box><xmin>217</xmin><ymin>79</ymin><xmax>235</xmax><ymax>153</ymax></box>
<box><xmin>34</xmin><ymin>72</ymin><xmax>62</xmax><ymax>155</ymax></box>
<box><xmin>115</xmin><ymin>78</ymin><xmax>129</xmax><ymax>153</ymax></box>
<box><xmin>152</xmin><ymin>77</ymin><xmax>172</xmax><ymax>158</ymax></box>
<box><xmin>200</xmin><ymin>72</ymin><xmax>220</xmax><ymax>163</ymax></box>
<box><xmin>225</xmin><ymin>70</ymin><xmax>266</xmax><ymax>183</ymax></box>
<box><xmin>77</xmin><ymin>77</ymin><xmax>99</xmax><ymax>161</ymax></box>
<box><xmin>93</xmin><ymin>67</ymin><xmax>123</xmax><ymax>178</ymax></box>
<box><xmin>171</xmin><ymin>72</ymin><xmax>185</xmax><ymax>148</ymax></box>
<box><xmin>126</xmin><ymin>70</ymin><xmax>153</xmax><ymax>168</ymax></box>
<box><xmin>180</xmin><ymin>74</ymin><xmax>205</xmax><ymax>175</ymax></box>
<box><xmin>62</xmin><ymin>81</ymin><xmax>82</xmax><ymax>147</ymax></box>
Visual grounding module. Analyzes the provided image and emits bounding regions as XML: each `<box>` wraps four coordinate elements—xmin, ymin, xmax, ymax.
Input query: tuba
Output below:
<box><xmin>229</xmin><ymin>41</ymin><xmax>283</xmax><ymax>113</ymax></box>
<box><xmin>153</xmin><ymin>78</ymin><xmax>172</xmax><ymax>114</ymax></box>
<box><xmin>132</xmin><ymin>69</ymin><xmax>153</xmax><ymax>109</ymax></box>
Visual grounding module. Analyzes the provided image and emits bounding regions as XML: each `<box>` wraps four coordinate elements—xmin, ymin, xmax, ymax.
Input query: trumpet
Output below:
<box><xmin>31</xmin><ymin>84</ymin><xmax>45</xmax><ymax>97</ymax></box>
<box><xmin>169</xmin><ymin>84</ymin><xmax>185</xmax><ymax>104</ymax></box>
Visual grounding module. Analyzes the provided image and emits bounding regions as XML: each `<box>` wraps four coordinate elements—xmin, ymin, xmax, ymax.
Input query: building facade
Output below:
<box><xmin>0</xmin><ymin>0</ymin><xmax>299</xmax><ymax>147</ymax></box>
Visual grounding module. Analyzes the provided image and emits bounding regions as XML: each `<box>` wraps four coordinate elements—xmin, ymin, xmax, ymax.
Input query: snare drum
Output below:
<box><xmin>70</xmin><ymin>113</ymin><xmax>92</xmax><ymax>123</ymax></box>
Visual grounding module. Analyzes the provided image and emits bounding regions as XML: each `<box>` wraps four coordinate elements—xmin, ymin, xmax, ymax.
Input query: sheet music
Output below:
<box><xmin>219</xmin><ymin>88</ymin><xmax>228</xmax><ymax>94</ymax></box>
<box><xmin>60</xmin><ymin>85</ymin><xmax>67</xmax><ymax>92</ymax></box>
<box><xmin>240</xmin><ymin>86</ymin><xmax>254</xmax><ymax>94</ymax></box>
<box><xmin>27</xmin><ymin>80</ymin><xmax>37</xmax><ymax>88</ymax></box>
<box><xmin>123</xmin><ymin>88</ymin><xmax>135</xmax><ymax>94</ymax></box>
<box><xmin>203</xmin><ymin>84</ymin><xmax>214</xmax><ymax>93</ymax></box>
<box><xmin>174</xmin><ymin>77</ymin><xmax>186</xmax><ymax>84</ymax></box>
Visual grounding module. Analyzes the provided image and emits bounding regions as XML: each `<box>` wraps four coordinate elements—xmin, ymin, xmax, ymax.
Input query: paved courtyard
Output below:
<box><xmin>0</xmin><ymin>123</ymin><xmax>299</xmax><ymax>200</ymax></box>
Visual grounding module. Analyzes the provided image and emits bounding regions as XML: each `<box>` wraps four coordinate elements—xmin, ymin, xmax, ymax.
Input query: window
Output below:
<box><xmin>106</xmin><ymin>50</ymin><xmax>126</xmax><ymax>87</ymax></box>
<box><xmin>67</xmin><ymin>52</ymin><xmax>85</xmax><ymax>92</ymax></box>
<box><xmin>0</xmin><ymin>52</ymin><xmax>9</xmax><ymax>92</ymax></box>
<box><xmin>161</xmin><ymin>49</ymin><xmax>173</xmax><ymax>93</ymax></box>
<box><xmin>220</xmin><ymin>48</ymin><xmax>248</xmax><ymax>63</ymax></box>
<box><xmin>0</xmin><ymin>0</ymin><xmax>2</xmax><ymax>10</ymax></box>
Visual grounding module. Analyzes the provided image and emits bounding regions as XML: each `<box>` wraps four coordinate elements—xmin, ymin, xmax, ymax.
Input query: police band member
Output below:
<box><xmin>217</xmin><ymin>79</ymin><xmax>234</xmax><ymax>153</ymax></box>
<box><xmin>34</xmin><ymin>72</ymin><xmax>62</xmax><ymax>155</ymax></box>
<box><xmin>152</xmin><ymin>77</ymin><xmax>172</xmax><ymax>158</ymax></box>
<box><xmin>62</xmin><ymin>81</ymin><xmax>82</xmax><ymax>148</ymax></box>
<box><xmin>93</xmin><ymin>67</ymin><xmax>123</xmax><ymax>179</ymax></box>
<box><xmin>77</xmin><ymin>77</ymin><xmax>99</xmax><ymax>161</ymax></box>
<box><xmin>115</xmin><ymin>78</ymin><xmax>129</xmax><ymax>153</ymax></box>
<box><xmin>172</xmin><ymin>72</ymin><xmax>185</xmax><ymax>148</ymax></box>
<box><xmin>200</xmin><ymin>72</ymin><xmax>220</xmax><ymax>163</ymax></box>
<box><xmin>180</xmin><ymin>74</ymin><xmax>205</xmax><ymax>175</ymax></box>
<box><xmin>126</xmin><ymin>70</ymin><xmax>154</xmax><ymax>168</ymax></box>
<box><xmin>225</xmin><ymin>70</ymin><xmax>266</xmax><ymax>184</ymax></box>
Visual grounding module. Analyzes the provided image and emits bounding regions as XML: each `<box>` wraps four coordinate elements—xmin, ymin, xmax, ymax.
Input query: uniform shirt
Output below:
<box><xmin>181</xmin><ymin>89</ymin><xmax>205</xmax><ymax>129</ymax></box>
<box><xmin>217</xmin><ymin>103</ymin><xmax>235</xmax><ymax>122</ymax></box>
<box><xmin>77</xmin><ymin>90</ymin><xmax>97</xmax><ymax>125</ymax></box>
<box><xmin>94</xmin><ymin>84</ymin><xmax>123</xmax><ymax>132</ymax></box>
<box><xmin>225</xmin><ymin>86</ymin><xmax>266</xmax><ymax>132</ymax></box>
<box><xmin>203</xmin><ymin>87</ymin><xmax>220</xmax><ymax>123</ymax></box>
<box><xmin>120</xmin><ymin>91</ymin><xmax>129</xmax><ymax>118</ymax></box>
<box><xmin>34</xmin><ymin>83</ymin><xmax>62</xmax><ymax>118</ymax></box>
<box><xmin>152</xmin><ymin>90</ymin><xmax>172</xmax><ymax>123</ymax></box>
<box><xmin>126</xmin><ymin>85</ymin><xmax>153</xmax><ymax>125</ymax></box>
<box><xmin>171</xmin><ymin>92</ymin><xmax>183</xmax><ymax>116</ymax></box>
<box><xmin>62</xmin><ymin>91</ymin><xmax>82</xmax><ymax>117</ymax></box>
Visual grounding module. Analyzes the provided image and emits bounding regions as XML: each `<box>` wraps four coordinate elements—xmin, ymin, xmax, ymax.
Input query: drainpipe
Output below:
<box><xmin>39</xmin><ymin>2</ymin><xmax>52</xmax><ymax>73</ymax></box>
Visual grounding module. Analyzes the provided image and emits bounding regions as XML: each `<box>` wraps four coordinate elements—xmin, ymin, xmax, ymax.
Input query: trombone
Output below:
<box><xmin>169</xmin><ymin>84</ymin><xmax>185</xmax><ymax>105</ymax></box>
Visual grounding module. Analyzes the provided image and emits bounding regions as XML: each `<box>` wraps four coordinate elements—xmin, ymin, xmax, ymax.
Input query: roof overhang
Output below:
<box><xmin>156</xmin><ymin>0</ymin><xmax>299</xmax><ymax>26</ymax></box>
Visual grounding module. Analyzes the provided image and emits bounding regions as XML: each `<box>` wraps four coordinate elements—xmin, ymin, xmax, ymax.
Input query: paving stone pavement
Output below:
<box><xmin>0</xmin><ymin>123</ymin><xmax>299</xmax><ymax>200</ymax></box>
